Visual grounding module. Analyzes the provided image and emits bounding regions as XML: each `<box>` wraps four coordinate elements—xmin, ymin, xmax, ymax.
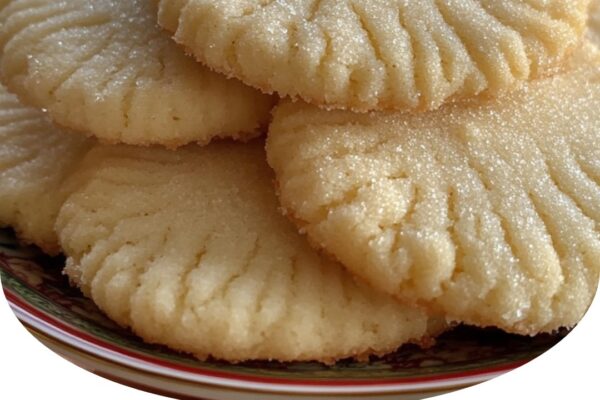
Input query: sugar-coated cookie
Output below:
<box><xmin>158</xmin><ymin>0</ymin><xmax>590</xmax><ymax>112</ymax></box>
<box><xmin>0</xmin><ymin>84</ymin><xmax>91</xmax><ymax>254</ymax></box>
<box><xmin>267</xmin><ymin>44</ymin><xmax>600</xmax><ymax>335</ymax></box>
<box><xmin>0</xmin><ymin>84</ymin><xmax>442</xmax><ymax>362</ymax></box>
<box><xmin>0</xmin><ymin>0</ymin><xmax>274</xmax><ymax>147</ymax></box>
<box><xmin>57</xmin><ymin>141</ymin><xmax>442</xmax><ymax>362</ymax></box>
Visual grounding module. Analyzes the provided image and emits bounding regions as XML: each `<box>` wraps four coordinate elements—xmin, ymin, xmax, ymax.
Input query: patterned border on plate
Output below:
<box><xmin>0</xmin><ymin>229</ymin><xmax>566</xmax><ymax>397</ymax></box>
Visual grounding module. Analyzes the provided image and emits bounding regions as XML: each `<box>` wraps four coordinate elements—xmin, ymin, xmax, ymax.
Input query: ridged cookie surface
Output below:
<box><xmin>0</xmin><ymin>0</ymin><xmax>274</xmax><ymax>147</ymax></box>
<box><xmin>267</xmin><ymin>45</ymin><xmax>600</xmax><ymax>335</ymax></box>
<box><xmin>0</xmin><ymin>85</ymin><xmax>91</xmax><ymax>253</ymax></box>
<box><xmin>57</xmin><ymin>141</ymin><xmax>441</xmax><ymax>362</ymax></box>
<box><xmin>158</xmin><ymin>0</ymin><xmax>589</xmax><ymax>112</ymax></box>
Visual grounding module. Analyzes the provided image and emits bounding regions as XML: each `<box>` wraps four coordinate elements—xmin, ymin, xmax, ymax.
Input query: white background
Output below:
<box><xmin>0</xmin><ymin>285</ymin><xmax>597</xmax><ymax>399</ymax></box>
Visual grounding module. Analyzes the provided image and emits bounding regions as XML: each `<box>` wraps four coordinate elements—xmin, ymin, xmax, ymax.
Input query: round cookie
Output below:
<box><xmin>0</xmin><ymin>0</ymin><xmax>274</xmax><ymax>147</ymax></box>
<box><xmin>158</xmin><ymin>0</ymin><xmax>590</xmax><ymax>112</ymax></box>
<box><xmin>57</xmin><ymin>140</ymin><xmax>442</xmax><ymax>363</ymax></box>
<box><xmin>267</xmin><ymin>44</ymin><xmax>600</xmax><ymax>335</ymax></box>
<box><xmin>0</xmin><ymin>84</ymin><xmax>92</xmax><ymax>254</ymax></box>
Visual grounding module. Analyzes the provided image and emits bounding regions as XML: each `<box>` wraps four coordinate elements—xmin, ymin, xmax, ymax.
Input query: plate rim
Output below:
<box><xmin>4</xmin><ymin>288</ymin><xmax>520</xmax><ymax>395</ymax></box>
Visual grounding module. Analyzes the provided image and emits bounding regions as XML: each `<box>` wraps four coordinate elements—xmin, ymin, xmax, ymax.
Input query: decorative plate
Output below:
<box><xmin>0</xmin><ymin>229</ymin><xmax>566</xmax><ymax>399</ymax></box>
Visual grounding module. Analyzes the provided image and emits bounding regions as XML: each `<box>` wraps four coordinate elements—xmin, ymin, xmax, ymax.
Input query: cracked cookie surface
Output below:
<box><xmin>56</xmin><ymin>140</ymin><xmax>441</xmax><ymax>362</ymax></box>
<box><xmin>0</xmin><ymin>0</ymin><xmax>274</xmax><ymax>147</ymax></box>
<box><xmin>0</xmin><ymin>48</ymin><xmax>441</xmax><ymax>364</ymax></box>
<box><xmin>0</xmin><ymin>84</ymin><xmax>91</xmax><ymax>254</ymax></box>
<box><xmin>158</xmin><ymin>0</ymin><xmax>589</xmax><ymax>112</ymax></box>
<box><xmin>267</xmin><ymin>44</ymin><xmax>600</xmax><ymax>335</ymax></box>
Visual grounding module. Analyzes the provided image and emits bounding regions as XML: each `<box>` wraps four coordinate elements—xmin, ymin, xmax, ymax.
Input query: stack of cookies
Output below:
<box><xmin>0</xmin><ymin>0</ymin><xmax>598</xmax><ymax>363</ymax></box>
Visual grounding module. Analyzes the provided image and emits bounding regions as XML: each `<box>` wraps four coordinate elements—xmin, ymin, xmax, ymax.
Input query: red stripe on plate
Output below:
<box><xmin>4</xmin><ymin>288</ymin><xmax>523</xmax><ymax>387</ymax></box>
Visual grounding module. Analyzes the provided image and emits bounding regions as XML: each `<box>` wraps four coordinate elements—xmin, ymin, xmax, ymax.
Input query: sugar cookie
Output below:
<box><xmin>267</xmin><ymin>45</ymin><xmax>600</xmax><ymax>335</ymax></box>
<box><xmin>57</xmin><ymin>141</ymin><xmax>441</xmax><ymax>362</ymax></box>
<box><xmin>0</xmin><ymin>0</ymin><xmax>274</xmax><ymax>147</ymax></box>
<box><xmin>0</xmin><ymin>85</ymin><xmax>91</xmax><ymax>253</ymax></box>
<box><xmin>158</xmin><ymin>0</ymin><xmax>589</xmax><ymax>112</ymax></box>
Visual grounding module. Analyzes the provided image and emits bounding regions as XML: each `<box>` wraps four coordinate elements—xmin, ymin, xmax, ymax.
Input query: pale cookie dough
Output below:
<box><xmin>57</xmin><ymin>141</ymin><xmax>442</xmax><ymax>363</ymax></box>
<box><xmin>158</xmin><ymin>0</ymin><xmax>590</xmax><ymax>112</ymax></box>
<box><xmin>0</xmin><ymin>0</ymin><xmax>274</xmax><ymax>147</ymax></box>
<box><xmin>267</xmin><ymin>44</ymin><xmax>600</xmax><ymax>335</ymax></box>
<box><xmin>0</xmin><ymin>84</ymin><xmax>91</xmax><ymax>254</ymax></box>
